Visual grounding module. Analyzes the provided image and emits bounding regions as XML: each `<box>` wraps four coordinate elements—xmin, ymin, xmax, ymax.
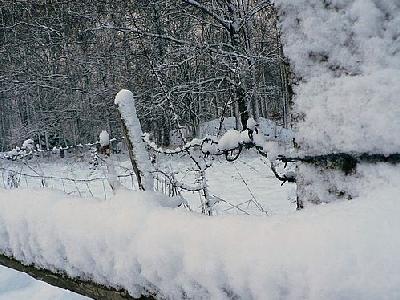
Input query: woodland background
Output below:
<box><xmin>0</xmin><ymin>0</ymin><xmax>291</xmax><ymax>150</ymax></box>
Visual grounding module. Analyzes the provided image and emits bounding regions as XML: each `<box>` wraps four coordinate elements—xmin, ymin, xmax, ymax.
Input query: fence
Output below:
<box><xmin>0</xmin><ymin>157</ymin><xmax>182</xmax><ymax>202</ymax></box>
<box><xmin>0</xmin><ymin>147</ymin><xmax>273</xmax><ymax>216</ymax></box>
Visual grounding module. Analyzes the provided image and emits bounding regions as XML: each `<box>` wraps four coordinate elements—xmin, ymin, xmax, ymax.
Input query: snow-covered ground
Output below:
<box><xmin>164</xmin><ymin>153</ymin><xmax>296</xmax><ymax>215</ymax></box>
<box><xmin>0</xmin><ymin>266</ymin><xmax>88</xmax><ymax>300</ymax></box>
<box><xmin>0</xmin><ymin>155</ymin><xmax>136</xmax><ymax>200</ymax></box>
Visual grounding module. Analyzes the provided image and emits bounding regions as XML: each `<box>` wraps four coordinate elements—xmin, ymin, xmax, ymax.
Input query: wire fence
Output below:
<box><xmin>0</xmin><ymin>153</ymin><xmax>272</xmax><ymax>215</ymax></box>
<box><xmin>1</xmin><ymin>167</ymin><xmax>124</xmax><ymax>200</ymax></box>
<box><xmin>0</xmin><ymin>162</ymin><xmax>181</xmax><ymax>202</ymax></box>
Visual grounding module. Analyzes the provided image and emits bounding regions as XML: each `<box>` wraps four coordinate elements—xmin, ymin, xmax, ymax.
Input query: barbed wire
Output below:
<box><xmin>0</xmin><ymin>167</ymin><xmax>133</xmax><ymax>183</ymax></box>
<box><xmin>0</xmin><ymin>130</ymin><xmax>285</xmax><ymax>215</ymax></box>
<box><xmin>278</xmin><ymin>153</ymin><xmax>400</xmax><ymax>175</ymax></box>
<box><xmin>0</xmin><ymin>138</ymin><xmax>123</xmax><ymax>161</ymax></box>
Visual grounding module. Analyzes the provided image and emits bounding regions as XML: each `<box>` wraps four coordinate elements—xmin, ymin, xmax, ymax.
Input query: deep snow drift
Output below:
<box><xmin>0</xmin><ymin>164</ymin><xmax>399</xmax><ymax>300</ymax></box>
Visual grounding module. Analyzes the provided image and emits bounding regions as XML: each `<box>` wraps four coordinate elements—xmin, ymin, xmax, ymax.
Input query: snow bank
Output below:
<box><xmin>275</xmin><ymin>0</ymin><xmax>400</xmax><ymax>154</ymax></box>
<box><xmin>0</xmin><ymin>183</ymin><xmax>399</xmax><ymax>299</ymax></box>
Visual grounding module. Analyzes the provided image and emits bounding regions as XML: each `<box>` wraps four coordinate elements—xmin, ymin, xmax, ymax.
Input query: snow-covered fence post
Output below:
<box><xmin>6</xmin><ymin>170</ymin><xmax>20</xmax><ymax>189</ymax></box>
<box><xmin>115</xmin><ymin>89</ymin><xmax>154</xmax><ymax>191</ymax></box>
<box><xmin>98</xmin><ymin>130</ymin><xmax>122</xmax><ymax>193</ymax></box>
<box><xmin>99</xmin><ymin>130</ymin><xmax>111</xmax><ymax>156</ymax></box>
<box><xmin>275</xmin><ymin>1</ymin><xmax>400</xmax><ymax>208</ymax></box>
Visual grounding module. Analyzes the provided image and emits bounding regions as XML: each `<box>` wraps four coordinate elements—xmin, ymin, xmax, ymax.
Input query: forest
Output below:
<box><xmin>0</xmin><ymin>0</ymin><xmax>291</xmax><ymax>150</ymax></box>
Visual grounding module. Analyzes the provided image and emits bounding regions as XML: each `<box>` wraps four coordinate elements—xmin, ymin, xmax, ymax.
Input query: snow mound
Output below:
<box><xmin>0</xmin><ymin>184</ymin><xmax>399</xmax><ymax>299</ymax></box>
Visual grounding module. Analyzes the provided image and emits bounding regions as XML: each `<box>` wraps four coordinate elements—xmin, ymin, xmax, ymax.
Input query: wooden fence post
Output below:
<box><xmin>114</xmin><ymin>89</ymin><xmax>154</xmax><ymax>191</ymax></box>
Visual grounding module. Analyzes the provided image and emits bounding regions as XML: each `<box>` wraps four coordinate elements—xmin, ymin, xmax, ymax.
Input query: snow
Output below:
<box><xmin>216</xmin><ymin>129</ymin><xmax>264</xmax><ymax>151</ymax></box>
<box><xmin>275</xmin><ymin>0</ymin><xmax>400</xmax><ymax>154</ymax></box>
<box><xmin>0</xmin><ymin>152</ymin><xmax>295</xmax><ymax>298</ymax></box>
<box><xmin>0</xmin><ymin>168</ymin><xmax>399</xmax><ymax>299</ymax></box>
<box><xmin>264</xmin><ymin>141</ymin><xmax>285</xmax><ymax>162</ymax></box>
<box><xmin>21</xmin><ymin>139</ymin><xmax>34</xmax><ymax>151</ymax></box>
<box><xmin>199</xmin><ymin>117</ymin><xmax>236</xmax><ymax>137</ymax></box>
<box><xmin>99</xmin><ymin>130</ymin><xmax>110</xmax><ymax>147</ymax></box>
<box><xmin>164</xmin><ymin>154</ymin><xmax>296</xmax><ymax>216</ymax></box>
<box><xmin>115</xmin><ymin>89</ymin><xmax>154</xmax><ymax>190</ymax></box>
<box><xmin>217</xmin><ymin>130</ymin><xmax>242</xmax><ymax>151</ymax></box>
<box><xmin>246</xmin><ymin>117</ymin><xmax>257</xmax><ymax>131</ymax></box>
<box><xmin>199</xmin><ymin>117</ymin><xmax>294</xmax><ymax>143</ymax></box>
<box><xmin>273</xmin><ymin>0</ymin><xmax>400</xmax><ymax>203</ymax></box>
<box><xmin>214</xmin><ymin>125</ymin><xmax>290</xmax><ymax>153</ymax></box>
<box><xmin>258</xmin><ymin>118</ymin><xmax>294</xmax><ymax>143</ymax></box>
<box><xmin>1</xmin><ymin>2</ymin><xmax>399</xmax><ymax>298</ymax></box>
<box><xmin>0</xmin><ymin>266</ymin><xmax>87</xmax><ymax>300</ymax></box>
<box><xmin>0</xmin><ymin>152</ymin><xmax>295</xmax><ymax>215</ymax></box>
